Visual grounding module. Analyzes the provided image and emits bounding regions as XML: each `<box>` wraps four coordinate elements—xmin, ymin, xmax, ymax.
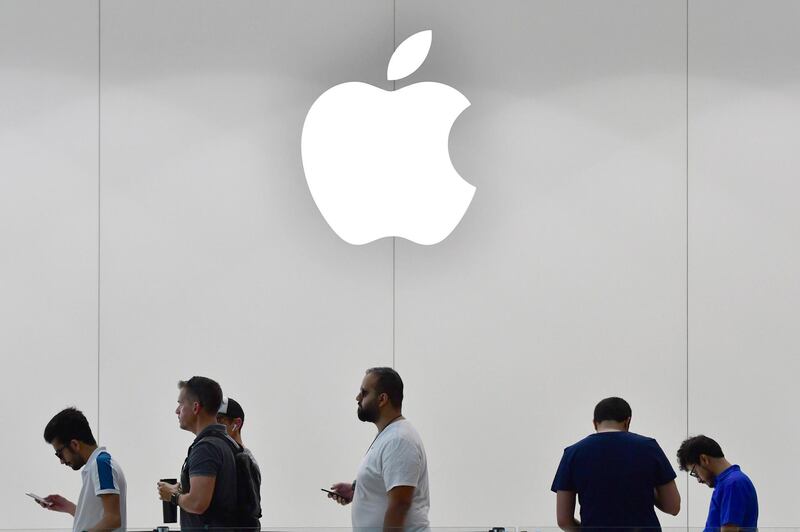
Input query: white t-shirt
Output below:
<box><xmin>73</xmin><ymin>447</ymin><xmax>126</xmax><ymax>532</ymax></box>
<box><xmin>352</xmin><ymin>419</ymin><xmax>430</xmax><ymax>529</ymax></box>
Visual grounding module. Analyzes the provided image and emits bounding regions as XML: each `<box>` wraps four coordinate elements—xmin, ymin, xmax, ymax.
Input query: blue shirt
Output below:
<box><xmin>551</xmin><ymin>431</ymin><xmax>677</xmax><ymax>528</ymax></box>
<box><xmin>705</xmin><ymin>465</ymin><xmax>758</xmax><ymax>531</ymax></box>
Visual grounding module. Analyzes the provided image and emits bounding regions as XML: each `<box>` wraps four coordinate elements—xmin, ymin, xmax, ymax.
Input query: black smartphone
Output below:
<box><xmin>321</xmin><ymin>488</ymin><xmax>351</xmax><ymax>501</ymax></box>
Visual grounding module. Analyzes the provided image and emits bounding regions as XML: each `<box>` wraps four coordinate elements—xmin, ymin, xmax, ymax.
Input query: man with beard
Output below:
<box><xmin>37</xmin><ymin>407</ymin><xmax>127</xmax><ymax>531</ymax></box>
<box><xmin>328</xmin><ymin>367</ymin><xmax>430</xmax><ymax>530</ymax></box>
<box><xmin>677</xmin><ymin>435</ymin><xmax>758</xmax><ymax>532</ymax></box>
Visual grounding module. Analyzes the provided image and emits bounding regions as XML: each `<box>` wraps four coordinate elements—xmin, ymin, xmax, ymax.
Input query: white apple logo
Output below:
<box><xmin>301</xmin><ymin>30</ymin><xmax>475</xmax><ymax>246</ymax></box>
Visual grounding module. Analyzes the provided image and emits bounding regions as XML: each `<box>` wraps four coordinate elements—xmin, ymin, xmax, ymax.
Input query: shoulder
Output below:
<box><xmin>626</xmin><ymin>432</ymin><xmax>664</xmax><ymax>449</ymax></box>
<box><xmin>564</xmin><ymin>434</ymin><xmax>598</xmax><ymax>452</ymax></box>
<box><xmin>191</xmin><ymin>437</ymin><xmax>226</xmax><ymax>459</ymax></box>
<box><xmin>96</xmin><ymin>451</ymin><xmax>112</xmax><ymax>466</ymax></box>
<box><xmin>624</xmin><ymin>431</ymin><xmax>655</xmax><ymax>442</ymax></box>
<box><xmin>381</xmin><ymin>423</ymin><xmax>424</xmax><ymax>451</ymax></box>
<box><xmin>723</xmin><ymin>469</ymin><xmax>756</xmax><ymax>489</ymax></box>
<box><xmin>93</xmin><ymin>450</ymin><xmax>123</xmax><ymax>472</ymax></box>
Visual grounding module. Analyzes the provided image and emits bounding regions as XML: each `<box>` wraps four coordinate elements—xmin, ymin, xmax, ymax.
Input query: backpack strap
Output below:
<box><xmin>199</xmin><ymin>430</ymin><xmax>243</xmax><ymax>455</ymax></box>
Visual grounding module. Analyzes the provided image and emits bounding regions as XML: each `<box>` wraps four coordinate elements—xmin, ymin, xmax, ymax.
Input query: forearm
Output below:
<box><xmin>383</xmin><ymin>502</ymin><xmax>411</xmax><ymax>531</ymax></box>
<box><xmin>558</xmin><ymin>517</ymin><xmax>580</xmax><ymax>532</ymax></box>
<box><xmin>178</xmin><ymin>492</ymin><xmax>208</xmax><ymax>515</ymax></box>
<box><xmin>65</xmin><ymin>500</ymin><xmax>77</xmax><ymax>516</ymax></box>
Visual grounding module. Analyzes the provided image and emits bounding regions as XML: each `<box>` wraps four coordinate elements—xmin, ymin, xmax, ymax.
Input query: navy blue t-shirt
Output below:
<box><xmin>551</xmin><ymin>431</ymin><xmax>677</xmax><ymax>528</ymax></box>
<box><xmin>705</xmin><ymin>465</ymin><xmax>758</xmax><ymax>531</ymax></box>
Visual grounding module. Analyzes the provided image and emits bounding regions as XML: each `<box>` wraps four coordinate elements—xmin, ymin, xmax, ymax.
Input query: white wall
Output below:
<box><xmin>395</xmin><ymin>1</ymin><xmax>687</xmax><ymax>527</ymax></box>
<box><xmin>688</xmin><ymin>0</ymin><xmax>800</xmax><ymax>527</ymax></box>
<box><xmin>0</xmin><ymin>1</ymin><xmax>98</xmax><ymax>529</ymax></box>
<box><xmin>1</xmin><ymin>0</ymin><xmax>798</xmax><ymax>529</ymax></box>
<box><xmin>98</xmin><ymin>0</ymin><xmax>394</xmax><ymax>527</ymax></box>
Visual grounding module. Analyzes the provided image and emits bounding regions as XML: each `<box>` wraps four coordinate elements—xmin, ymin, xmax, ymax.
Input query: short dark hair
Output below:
<box><xmin>367</xmin><ymin>367</ymin><xmax>404</xmax><ymax>408</ymax></box>
<box><xmin>179</xmin><ymin>376</ymin><xmax>223</xmax><ymax>415</ymax></box>
<box><xmin>677</xmin><ymin>435</ymin><xmax>725</xmax><ymax>471</ymax></box>
<box><xmin>593</xmin><ymin>397</ymin><xmax>632</xmax><ymax>423</ymax></box>
<box><xmin>43</xmin><ymin>407</ymin><xmax>96</xmax><ymax>446</ymax></box>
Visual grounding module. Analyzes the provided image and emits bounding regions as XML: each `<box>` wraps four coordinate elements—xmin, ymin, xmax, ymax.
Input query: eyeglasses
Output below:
<box><xmin>689</xmin><ymin>465</ymin><xmax>699</xmax><ymax>479</ymax></box>
<box><xmin>54</xmin><ymin>444</ymin><xmax>70</xmax><ymax>460</ymax></box>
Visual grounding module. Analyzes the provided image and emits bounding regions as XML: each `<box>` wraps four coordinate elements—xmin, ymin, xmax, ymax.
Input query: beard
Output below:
<box><xmin>69</xmin><ymin>456</ymin><xmax>85</xmax><ymax>470</ymax></box>
<box><xmin>357</xmin><ymin>403</ymin><xmax>379</xmax><ymax>423</ymax></box>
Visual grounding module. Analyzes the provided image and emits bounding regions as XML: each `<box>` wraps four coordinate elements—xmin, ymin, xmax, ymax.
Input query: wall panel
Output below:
<box><xmin>688</xmin><ymin>0</ymin><xmax>800</xmax><ymax>526</ymax></box>
<box><xmin>395</xmin><ymin>1</ymin><xmax>688</xmax><ymax>525</ymax></box>
<box><xmin>0</xmin><ymin>0</ymin><xmax>99</xmax><ymax>527</ymax></box>
<box><xmin>99</xmin><ymin>1</ymin><xmax>394</xmax><ymax>526</ymax></box>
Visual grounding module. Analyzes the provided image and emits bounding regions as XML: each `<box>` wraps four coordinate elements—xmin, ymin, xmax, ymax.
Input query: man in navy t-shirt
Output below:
<box><xmin>677</xmin><ymin>435</ymin><xmax>758</xmax><ymax>532</ymax></box>
<box><xmin>551</xmin><ymin>397</ymin><xmax>681</xmax><ymax>530</ymax></box>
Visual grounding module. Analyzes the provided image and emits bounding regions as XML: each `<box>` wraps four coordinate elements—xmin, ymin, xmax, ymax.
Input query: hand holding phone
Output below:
<box><xmin>26</xmin><ymin>493</ymin><xmax>53</xmax><ymax>507</ymax></box>
<box><xmin>323</xmin><ymin>484</ymin><xmax>353</xmax><ymax>505</ymax></box>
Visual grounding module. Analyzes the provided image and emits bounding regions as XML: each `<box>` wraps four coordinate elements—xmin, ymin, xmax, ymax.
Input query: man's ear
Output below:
<box><xmin>234</xmin><ymin>418</ymin><xmax>243</xmax><ymax>431</ymax></box>
<box><xmin>699</xmin><ymin>454</ymin><xmax>710</xmax><ymax>467</ymax></box>
<box><xmin>624</xmin><ymin>417</ymin><xmax>632</xmax><ymax>430</ymax></box>
<box><xmin>378</xmin><ymin>392</ymin><xmax>389</xmax><ymax>408</ymax></box>
<box><xmin>192</xmin><ymin>401</ymin><xmax>202</xmax><ymax>415</ymax></box>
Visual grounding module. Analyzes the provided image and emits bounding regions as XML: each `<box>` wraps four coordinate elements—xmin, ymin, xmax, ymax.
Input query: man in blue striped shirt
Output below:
<box><xmin>37</xmin><ymin>407</ymin><xmax>127</xmax><ymax>532</ymax></box>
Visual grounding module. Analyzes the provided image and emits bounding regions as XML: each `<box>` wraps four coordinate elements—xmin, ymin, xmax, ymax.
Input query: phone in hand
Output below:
<box><xmin>321</xmin><ymin>488</ymin><xmax>351</xmax><ymax>501</ymax></box>
<box><xmin>26</xmin><ymin>493</ymin><xmax>52</xmax><ymax>507</ymax></box>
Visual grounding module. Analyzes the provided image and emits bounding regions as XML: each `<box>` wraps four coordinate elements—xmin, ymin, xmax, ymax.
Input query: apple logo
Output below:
<box><xmin>301</xmin><ymin>30</ymin><xmax>475</xmax><ymax>246</ymax></box>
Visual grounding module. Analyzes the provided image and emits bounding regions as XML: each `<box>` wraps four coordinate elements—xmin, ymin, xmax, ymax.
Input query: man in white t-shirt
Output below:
<box><xmin>328</xmin><ymin>367</ymin><xmax>430</xmax><ymax>530</ymax></box>
<box><xmin>36</xmin><ymin>407</ymin><xmax>126</xmax><ymax>532</ymax></box>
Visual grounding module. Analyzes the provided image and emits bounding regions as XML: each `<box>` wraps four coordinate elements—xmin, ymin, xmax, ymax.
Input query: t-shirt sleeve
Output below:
<box><xmin>381</xmin><ymin>437</ymin><xmax>423</xmax><ymax>492</ymax></box>
<box><xmin>551</xmin><ymin>449</ymin><xmax>576</xmax><ymax>492</ymax></box>
<box><xmin>718</xmin><ymin>480</ymin><xmax>750</xmax><ymax>526</ymax></box>
<box><xmin>93</xmin><ymin>453</ymin><xmax>120</xmax><ymax>496</ymax></box>
<box><xmin>649</xmin><ymin>439</ymin><xmax>677</xmax><ymax>485</ymax></box>
<box><xmin>188</xmin><ymin>440</ymin><xmax>223</xmax><ymax>477</ymax></box>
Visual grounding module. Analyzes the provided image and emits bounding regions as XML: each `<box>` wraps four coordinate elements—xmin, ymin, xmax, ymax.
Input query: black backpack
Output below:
<box><xmin>201</xmin><ymin>431</ymin><xmax>262</xmax><ymax>530</ymax></box>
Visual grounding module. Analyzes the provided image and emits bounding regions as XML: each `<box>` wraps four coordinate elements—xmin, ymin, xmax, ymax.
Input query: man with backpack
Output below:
<box><xmin>158</xmin><ymin>376</ymin><xmax>259</xmax><ymax>530</ymax></box>
<box><xmin>217</xmin><ymin>396</ymin><xmax>262</xmax><ymax>528</ymax></box>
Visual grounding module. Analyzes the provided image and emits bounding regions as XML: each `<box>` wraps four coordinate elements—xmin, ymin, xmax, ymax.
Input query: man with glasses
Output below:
<box><xmin>677</xmin><ymin>435</ymin><xmax>758</xmax><ymax>531</ymax></box>
<box><xmin>37</xmin><ymin>407</ymin><xmax>127</xmax><ymax>531</ymax></box>
<box><xmin>551</xmin><ymin>397</ymin><xmax>681</xmax><ymax>530</ymax></box>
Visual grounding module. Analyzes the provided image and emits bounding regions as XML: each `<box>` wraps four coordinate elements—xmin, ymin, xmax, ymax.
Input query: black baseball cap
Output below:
<box><xmin>218</xmin><ymin>397</ymin><xmax>245</xmax><ymax>421</ymax></box>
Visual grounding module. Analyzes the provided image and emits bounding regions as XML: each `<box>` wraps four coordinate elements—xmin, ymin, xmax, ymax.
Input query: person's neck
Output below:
<box><xmin>79</xmin><ymin>444</ymin><xmax>99</xmax><ymax>463</ymax></box>
<box><xmin>708</xmin><ymin>458</ymin><xmax>733</xmax><ymax>477</ymax></box>
<box><xmin>375</xmin><ymin>410</ymin><xmax>404</xmax><ymax>433</ymax></box>
<box><xmin>192</xmin><ymin>415</ymin><xmax>217</xmax><ymax>435</ymax></box>
<box><xmin>595</xmin><ymin>422</ymin><xmax>628</xmax><ymax>433</ymax></box>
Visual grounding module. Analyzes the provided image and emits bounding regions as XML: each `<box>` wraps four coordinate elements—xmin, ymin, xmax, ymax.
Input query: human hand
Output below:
<box><xmin>41</xmin><ymin>494</ymin><xmax>73</xmax><ymax>514</ymax></box>
<box><xmin>328</xmin><ymin>482</ymin><xmax>354</xmax><ymax>505</ymax></box>
<box><xmin>157</xmin><ymin>481</ymin><xmax>179</xmax><ymax>502</ymax></box>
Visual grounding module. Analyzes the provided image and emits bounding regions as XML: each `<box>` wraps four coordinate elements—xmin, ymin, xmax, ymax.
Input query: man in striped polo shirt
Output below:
<box><xmin>37</xmin><ymin>407</ymin><xmax>127</xmax><ymax>532</ymax></box>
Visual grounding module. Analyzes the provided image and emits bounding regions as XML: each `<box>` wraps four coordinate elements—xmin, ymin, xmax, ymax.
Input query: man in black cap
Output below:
<box><xmin>217</xmin><ymin>396</ymin><xmax>262</xmax><ymax>524</ymax></box>
<box><xmin>217</xmin><ymin>397</ymin><xmax>261</xmax><ymax>480</ymax></box>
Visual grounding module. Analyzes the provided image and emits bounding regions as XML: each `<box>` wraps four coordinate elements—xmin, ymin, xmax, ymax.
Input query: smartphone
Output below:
<box><xmin>26</xmin><ymin>493</ymin><xmax>52</xmax><ymax>506</ymax></box>
<box><xmin>321</xmin><ymin>488</ymin><xmax>351</xmax><ymax>501</ymax></box>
